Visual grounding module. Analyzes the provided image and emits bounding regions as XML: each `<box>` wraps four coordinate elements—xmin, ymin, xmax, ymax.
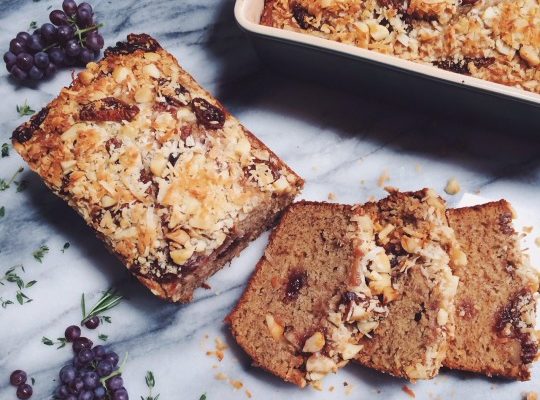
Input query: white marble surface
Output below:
<box><xmin>1</xmin><ymin>0</ymin><xmax>540</xmax><ymax>399</ymax></box>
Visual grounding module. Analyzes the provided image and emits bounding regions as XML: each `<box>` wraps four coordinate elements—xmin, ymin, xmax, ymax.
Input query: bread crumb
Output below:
<box><xmin>523</xmin><ymin>226</ymin><xmax>533</xmax><ymax>234</ymax></box>
<box><xmin>328</xmin><ymin>192</ymin><xmax>337</xmax><ymax>201</ymax></box>
<box><xmin>402</xmin><ymin>385</ymin><xmax>416</xmax><ymax>398</ymax></box>
<box><xmin>535</xmin><ymin>237</ymin><xmax>540</xmax><ymax>247</ymax></box>
<box><xmin>344</xmin><ymin>383</ymin><xmax>354</xmax><ymax>395</ymax></box>
<box><xmin>415</xmin><ymin>164</ymin><xmax>422</xmax><ymax>173</ymax></box>
<box><xmin>201</xmin><ymin>282</ymin><xmax>212</xmax><ymax>290</ymax></box>
<box><xmin>311</xmin><ymin>381</ymin><xmax>323</xmax><ymax>391</ymax></box>
<box><xmin>368</xmin><ymin>195</ymin><xmax>376</xmax><ymax>202</ymax></box>
<box><xmin>206</xmin><ymin>337</ymin><xmax>228</xmax><ymax>361</ymax></box>
<box><xmin>378</xmin><ymin>170</ymin><xmax>390</xmax><ymax>187</ymax></box>
<box><xmin>526</xmin><ymin>392</ymin><xmax>538</xmax><ymax>400</ymax></box>
<box><xmin>444</xmin><ymin>178</ymin><xmax>461</xmax><ymax>195</ymax></box>
<box><xmin>230</xmin><ymin>380</ymin><xmax>243</xmax><ymax>390</ymax></box>
<box><xmin>245</xmin><ymin>389</ymin><xmax>253</xmax><ymax>398</ymax></box>
<box><xmin>329</xmin><ymin>385</ymin><xmax>335</xmax><ymax>392</ymax></box>
<box><xmin>215</xmin><ymin>372</ymin><xmax>228</xmax><ymax>381</ymax></box>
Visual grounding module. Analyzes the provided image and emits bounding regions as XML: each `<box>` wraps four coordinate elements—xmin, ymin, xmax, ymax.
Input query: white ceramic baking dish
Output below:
<box><xmin>234</xmin><ymin>0</ymin><xmax>540</xmax><ymax>128</ymax></box>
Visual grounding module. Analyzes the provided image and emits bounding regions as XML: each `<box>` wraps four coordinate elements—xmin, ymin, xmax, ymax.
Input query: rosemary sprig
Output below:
<box><xmin>141</xmin><ymin>371</ymin><xmax>160</xmax><ymax>400</ymax></box>
<box><xmin>81</xmin><ymin>289</ymin><xmax>123</xmax><ymax>324</ymax></box>
<box><xmin>42</xmin><ymin>336</ymin><xmax>68</xmax><ymax>349</ymax></box>
<box><xmin>0</xmin><ymin>167</ymin><xmax>24</xmax><ymax>191</ymax></box>
<box><xmin>33</xmin><ymin>245</ymin><xmax>49</xmax><ymax>263</ymax></box>
<box><xmin>16</xmin><ymin>101</ymin><xmax>35</xmax><ymax>117</ymax></box>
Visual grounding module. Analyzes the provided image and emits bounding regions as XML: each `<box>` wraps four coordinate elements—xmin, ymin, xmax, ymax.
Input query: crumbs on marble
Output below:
<box><xmin>311</xmin><ymin>381</ymin><xmax>323</xmax><ymax>391</ymax></box>
<box><xmin>327</xmin><ymin>192</ymin><xmax>337</xmax><ymax>201</ymax></box>
<box><xmin>402</xmin><ymin>385</ymin><xmax>416</xmax><ymax>398</ymax></box>
<box><xmin>415</xmin><ymin>164</ymin><xmax>422</xmax><ymax>173</ymax></box>
<box><xmin>328</xmin><ymin>385</ymin><xmax>334</xmax><ymax>392</ymax></box>
<box><xmin>215</xmin><ymin>371</ymin><xmax>252</xmax><ymax>397</ymax></box>
<box><xmin>377</xmin><ymin>170</ymin><xmax>390</xmax><ymax>187</ymax></box>
<box><xmin>444</xmin><ymin>178</ymin><xmax>461</xmax><ymax>195</ymax></box>
<box><xmin>535</xmin><ymin>237</ymin><xmax>540</xmax><ymax>247</ymax></box>
<box><xmin>367</xmin><ymin>195</ymin><xmax>376</xmax><ymax>202</ymax></box>
<box><xmin>526</xmin><ymin>392</ymin><xmax>538</xmax><ymax>400</ymax></box>
<box><xmin>522</xmin><ymin>226</ymin><xmax>533</xmax><ymax>234</ymax></box>
<box><xmin>206</xmin><ymin>337</ymin><xmax>228</xmax><ymax>361</ymax></box>
<box><xmin>343</xmin><ymin>381</ymin><xmax>353</xmax><ymax>396</ymax></box>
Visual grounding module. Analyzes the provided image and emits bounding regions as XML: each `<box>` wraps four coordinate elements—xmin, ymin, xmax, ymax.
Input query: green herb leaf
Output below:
<box><xmin>42</xmin><ymin>337</ymin><xmax>54</xmax><ymax>346</ymax></box>
<box><xmin>199</xmin><ymin>394</ymin><xmax>207</xmax><ymax>400</ymax></box>
<box><xmin>0</xmin><ymin>167</ymin><xmax>24</xmax><ymax>192</ymax></box>
<box><xmin>56</xmin><ymin>337</ymin><xmax>68</xmax><ymax>349</ymax></box>
<box><xmin>1</xmin><ymin>143</ymin><xmax>9</xmax><ymax>158</ymax></box>
<box><xmin>81</xmin><ymin>289</ymin><xmax>123</xmax><ymax>324</ymax></box>
<box><xmin>145</xmin><ymin>371</ymin><xmax>155</xmax><ymax>389</ymax></box>
<box><xmin>0</xmin><ymin>297</ymin><xmax>14</xmax><ymax>308</ymax></box>
<box><xmin>61</xmin><ymin>242</ymin><xmax>70</xmax><ymax>253</ymax></box>
<box><xmin>101</xmin><ymin>315</ymin><xmax>112</xmax><ymax>324</ymax></box>
<box><xmin>33</xmin><ymin>245</ymin><xmax>49</xmax><ymax>263</ymax></box>
<box><xmin>16</xmin><ymin>101</ymin><xmax>35</xmax><ymax>117</ymax></box>
<box><xmin>25</xmin><ymin>280</ymin><xmax>37</xmax><ymax>288</ymax></box>
<box><xmin>29</xmin><ymin>21</ymin><xmax>37</xmax><ymax>30</ymax></box>
<box><xmin>0</xmin><ymin>206</ymin><xmax>5</xmax><ymax>218</ymax></box>
<box><xmin>81</xmin><ymin>293</ymin><xmax>86</xmax><ymax>319</ymax></box>
<box><xmin>31</xmin><ymin>377</ymin><xmax>35</xmax><ymax>385</ymax></box>
<box><xmin>16</xmin><ymin>180</ymin><xmax>28</xmax><ymax>192</ymax></box>
<box><xmin>98</xmin><ymin>334</ymin><xmax>108</xmax><ymax>341</ymax></box>
<box><xmin>16</xmin><ymin>291</ymin><xmax>24</xmax><ymax>305</ymax></box>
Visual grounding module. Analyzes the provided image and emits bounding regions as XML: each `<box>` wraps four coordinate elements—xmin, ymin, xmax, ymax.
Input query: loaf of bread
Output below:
<box><xmin>12</xmin><ymin>34</ymin><xmax>303</xmax><ymax>302</ymax></box>
<box><xmin>261</xmin><ymin>0</ymin><xmax>540</xmax><ymax>94</ymax></box>
<box><xmin>355</xmin><ymin>189</ymin><xmax>463</xmax><ymax>380</ymax></box>
<box><xmin>445</xmin><ymin>201</ymin><xmax>539</xmax><ymax>380</ymax></box>
<box><xmin>227</xmin><ymin>201</ymin><xmax>397</xmax><ymax>387</ymax></box>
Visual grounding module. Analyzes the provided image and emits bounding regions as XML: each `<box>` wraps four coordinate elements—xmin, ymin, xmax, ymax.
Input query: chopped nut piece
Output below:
<box><xmin>450</xmin><ymin>247</ymin><xmax>468</xmax><ymax>268</ymax></box>
<box><xmin>437</xmin><ymin>308</ymin><xmax>448</xmax><ymax>326</ymax></box>
<box><xmin>265</xmin><ymin>314</ymin><xmax>284</xmax><ymax>341</ymax></box>
<box><xmin>444</xmin><ymin>178</ymin><xmax>461</xmax><ymax>195</ymax></box>
<box><xmin>340</xmin><ymin>343</ymin><xmax>363</xmax><ymax>360</ymax></box>
<box><xmin>170</xmin><ymin>248</ymin><xmax>194</xmax><ymax>265</ymax></box>
<box><xmin>305</xmin><ymin>354</ymin><xmax>337</xmax><ymax>374</ymax></box>
<box><xmin>401</xmin><ymin>235</ymin><xmax>421</xmax><ymax>254</ymax></box>
<box><xmin>328</xmin><ymin>192</ymin><xmax>337</xmax><ymax>201</ymax></box>
<box><xmin>519</xmin><ymin>46</ymin><xmax>540</xmax><ymax>67</ymax></box>
<box><xmin>303</xmin><ymin>332</ymin><xmax>326</xmax><ymax>353</ymax></box>
<box><xmin>378</xmin><ymin>223</ymin><xmax>395</xmax><ymax>244</ymax></box>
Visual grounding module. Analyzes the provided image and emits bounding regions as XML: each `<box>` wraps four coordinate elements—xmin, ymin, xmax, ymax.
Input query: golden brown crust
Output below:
<box><xmin>445</xmin><ymin>200</ymin><xmax>539</xmax><ymax>380</ymax></box>
<box><xmin>262</xmin><ymin>0</ymin><xmax>540</xmax><ymax>94</ymax></box>
<box><xmin>12</xmin><ymin>33</ymin><xmax>303</xmax><ymax>302</ymax></box>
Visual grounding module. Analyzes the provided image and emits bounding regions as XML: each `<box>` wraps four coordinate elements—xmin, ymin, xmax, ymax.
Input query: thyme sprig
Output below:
<box><xmin>0</xmin><ymin>167</ymin><xmax>24</xmax><ymax>191</ymax></box>
<box><xmin>81</xmin><ymin>289</ymin><xmax>122</xmax><ymax>325</ymax></box>
<box><xmin>0</xmin><ymin>265</ymin><xmax>36</xmax><ymax>307</ymax></box>
<box><xmin>42</xmin><ymin>336</ymin><xmax>68</xmax><ymax>349</ymax></box>
<box><xmin>16</xmin><ymin>101</ymin><xmax>35</xmax><ymax>117</ymax></box>
<box><xmin>141</xmin><ymin>371</ymin><xmax>160</xmax><ymax>400</ymax></box>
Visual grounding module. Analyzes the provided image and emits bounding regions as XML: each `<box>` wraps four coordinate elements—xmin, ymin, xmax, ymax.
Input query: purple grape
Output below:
<box><xmin>16</xmin><ymin>53</ymin><xmax>33</xmax><ymax>71</ymax></box>
<box><xmin>105</xmin><ymin>376</ymin><xmax>123</xmax><ymax>391</ymax></box>
<box><xmin>65</xmin><ymin>39</ymin><xmax>81</xmax><ymax>57</ymax></box>
<box><xmin>50</xmin><ymin>9</ymin><xmax>69</xmax><ymax>25</ymax></box>
<box><xmin>112</xmin><ymin>388</ymin><xmax>129</xmax><ymax>400</ymax></box>
<box><xmin>76</xmin><ymin>9</ymin><xmax>92</xmax><ymax>27</ymax></box>
<box><xmin>28</xmin><ymin>35</ymin><xmax>44</xmax><ymax>52</ymax></box>
<box><xmin>73</xmin><ymin>337</ymin><xmax>93</xmax><ymax>353</ymax></box>
<box><xmin>85</xmin><ymin>32</ymin><xmax>104</xmax><ymax>51</ymax></box>
<box><xmin>48</xmin><ymin>47</ymin><xmax>65</xmax><ymax>66</ymax></box>
<box><xmin>84</xmin><ymin>316</ymin><xmax>100</xmax><ymax>330</ymax></box>
<box><xmin>78</xmin><ymin>390</ymin><xmax>94</xmax><ymax>400</ymax></box>
<box><xmin>4</xmin><ymin>51</ymin><xmax>16</xmax><ymax>66</ymax></box>
<box><xmin>29</xmin><ymin>65</ymin><xmax>44</xmax><ymax>80</ymax></box>
<box><xmin>79</xmin><ymin>48</ymin><xmax>94</xmax><ymax>65</ymax></box>
<box><xmin>57</xmin><ymin>25</ymin><xmax>74</xmax><ymax>44</ymax></box>
<box><xmin>65</xmin><ymin>325</ymin><xmax>81</xmax><ymax>342</ymax></box>
<box><xmin>83</xmin><ymin>371</ymin><xmax>99</xmax><ymax>389</ymax></box>
<box><xmin>34</xmin><ymin>52</ymin><xmax>49</xmax><ymax>69</ymax></box>
<box><xmin>77</xmin><ymin>348</ymin><xmax>94</xmax><ymax>364</ymax></box>
<box><xmin>16</xmin><ymin>383</ymin><xmax>33</xmax><ymax>400</ymax></box>
<box><xmin>96</xmin><ymin>361</ymin><xmax>112</xmax><ymax>377</ymax></box>
<box><xmin>63</xmin><ymin>0</ymin><xmax>78</xmax><ymax>16</ymax></box>
<box><xmin>78</xmin><ymin>2</ymin><xmax>93</xmax><ymax>14</ymax></box>
<box><xmin>10</xmin><ymin>370</ymin><xmax>27</xmax><ymax>386</ymax></box>
<box><xmin>15</xmin><ymin>32</ymin><xmax>31</xmax><ymax>45</ymax></box>
<box><xmin>103</xmin><ymin>351</ymin><xmax>119</xmax><ymax>367</ymax></box>
<box><xmin>64</xmin><ymin>54</ymin><xmax>78</xmax><ymax>66</ymax></box>
<box><xmin>92</xmin><ymin>345</ymin><xmax>106</xmax><ymax>359</ymax></box>
<box><xmin>10</xmin><ymin>65</ymin><xmax>28</xmax><ymax>80</ymax></box>
<box><xmin>9</xmin><ymin>39</ymin><xmax>26</xmax><ymax>55</ymax></box>
<box><xmin>56</xmin><ymin>384</ymin><xmax>70</xmax><ymax>399</ymax></box>
<box><xmin>93</xmin><ymin>386</ymin><xmax>106</xmax><ymax>400</ymax></box>
<box><xmin>40</xmin><ymin>23</ymin><xmax>58</xmax><ymax>44</ymax></box>
<box><xmin>45</xmin><ymin>62</ymin><xmax>57</xmax><ymax>77</ymax></box>
<box><xmin>66</xmin><ymin>396</ymin><xmax>77</xmax><ymax>400</ymax></box>
<box><xmin>69</xmin><ymin>378</ymin><xmax>84</xmax><ymax>394</ymax></box>
<box><xmin>60</xmin><ymin>365</ymin><xmax>77</xmax><ymax>383</ymax></box>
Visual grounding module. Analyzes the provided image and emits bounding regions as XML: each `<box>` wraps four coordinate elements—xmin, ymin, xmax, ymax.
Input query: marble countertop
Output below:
<box><xmin>1</xmin><ymin>0</ymin><xmax>540</xmax><ymax>399</ymax></box>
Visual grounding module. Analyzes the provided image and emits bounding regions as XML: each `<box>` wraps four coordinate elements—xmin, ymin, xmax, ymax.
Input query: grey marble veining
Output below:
<box><xmin>1</xmin><ymin>0</ymin><xmax>540</xmax><ymax>399</ymax></box>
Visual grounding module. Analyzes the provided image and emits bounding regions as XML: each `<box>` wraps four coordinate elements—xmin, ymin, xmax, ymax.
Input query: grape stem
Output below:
<box><xmin>74</xmin><ymin>23</ymin><xmax>104</xmax><ymax>47</ymax></box>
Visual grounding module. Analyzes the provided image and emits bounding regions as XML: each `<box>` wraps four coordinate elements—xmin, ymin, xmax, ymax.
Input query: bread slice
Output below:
<box><xmin>355</xmin><ymin>189</ymin><xmax>463</xmax><ymax>380</ymax></box>
<box><xmin>12</xmin><ymin>34</ymin><xmax>303</xmax><ymax>302</ymax></box>
<box><xmin>227</xmin><ymin>201</ymin><xmax>396</xmax><ymax>387</ymax></box>
<box><xmin>445</xmin><ymin>200</ymin><xmax>539</xmax><ymax>380</ymax></box>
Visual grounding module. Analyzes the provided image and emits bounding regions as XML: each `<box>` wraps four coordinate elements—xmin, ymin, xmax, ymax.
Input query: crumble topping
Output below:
<box><xmin>262</xmin><ymin>0</ymin><xmax>540</xmax><ymax>94</ymax></box>
<box><xmin>12</xmin><ymin>36</ymin><xmax>300</xmax><ymax>290</ymax></box>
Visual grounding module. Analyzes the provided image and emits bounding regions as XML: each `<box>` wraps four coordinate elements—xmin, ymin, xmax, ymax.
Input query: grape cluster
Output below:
<box><xmin>9</xmin><ymin>370</ymin><xmax>33</xmax><ymax>400</ymax></box>
<box><xmin>3</xmin><ymin>0</ymin><xmax>104</xmax><ymax>82</ymax></box>
<box><xmin>52</xmin><ymin>325</ymin><xmax>129</xmax><ymax>400</ymax></box>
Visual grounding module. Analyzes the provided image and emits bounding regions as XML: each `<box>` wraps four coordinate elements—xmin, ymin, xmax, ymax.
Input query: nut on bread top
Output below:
<box><xmin>12</xmin><ymin>34</ymin><xmax>302</xmax><ymax>284</ymax></box>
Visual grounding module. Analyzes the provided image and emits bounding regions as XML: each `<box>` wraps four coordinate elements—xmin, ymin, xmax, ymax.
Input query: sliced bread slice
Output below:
<box><xmin>445</xmin><ymin>200</ymin><xmax>539</xmax><ymax>380</ymax></box>
<box><xmin>227</xmin><ymin>201</ymin><xmax>396</xmax><ymax>387</ymax></box>
<box><xmin>355</xmin><ymin>189</ymin><xmax>463</xmax><ymax>380</ymax></box>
